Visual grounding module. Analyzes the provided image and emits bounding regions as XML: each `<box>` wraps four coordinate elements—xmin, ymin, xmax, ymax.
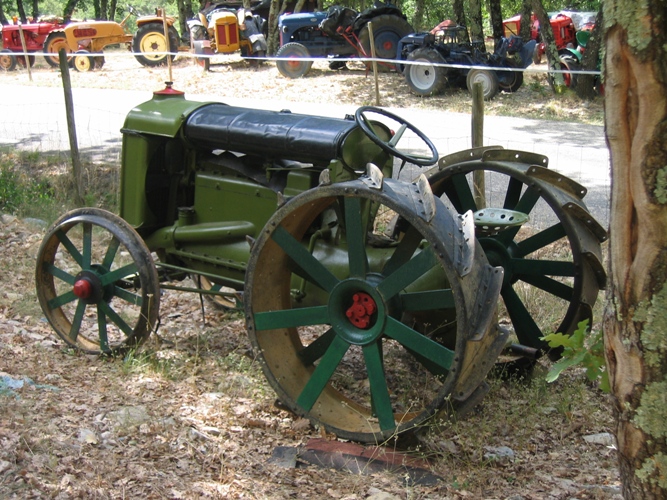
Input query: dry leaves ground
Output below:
<box><xmin>0</xmin><ymin>51</ymin><xmax>616</xmax><ymax>499</ymax></box>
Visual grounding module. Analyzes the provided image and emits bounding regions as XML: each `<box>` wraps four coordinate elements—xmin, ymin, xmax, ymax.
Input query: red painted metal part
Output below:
<box><xmin>345</xmin><ymin>292</ymin><xmax>376</xmax><ymax>329</ymax></box>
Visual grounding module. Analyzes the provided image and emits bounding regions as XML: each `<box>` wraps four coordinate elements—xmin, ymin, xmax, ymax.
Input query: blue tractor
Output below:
<box><xmin>276</xmin><ymin>1</ymin><xmax>412</xmax><ymax>78</ymax></box>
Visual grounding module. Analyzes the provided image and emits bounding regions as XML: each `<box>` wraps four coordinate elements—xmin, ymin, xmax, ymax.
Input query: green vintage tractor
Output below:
<box><xmin>35</xmin><ymin>84</ymin><xmax>606</xmax><ymax>442</ymax></box>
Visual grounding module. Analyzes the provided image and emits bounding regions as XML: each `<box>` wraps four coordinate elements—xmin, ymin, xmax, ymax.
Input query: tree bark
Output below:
<box><xmin>176</xmin><ymin>0</ymin><xmax>194</xmax><ymax>42</ymax></box>
<box><xmin>468</xmin><ymin>0</ymin><xmax>485</xmax><ymax>50</ymax></box>
<box><xmin>487</xmin><ymin>0</ymin><xmax>503</xmax><ymax>41</ymax></box>
<box><xmin>532</xmin><ymin>0</ymin><xmax>564</xmax><ymax>91</ymax></box>
<box><xmin>92</xmin><ymin>0</ymin><xmax>101</xmax><ymax>20</ymax></box>
<box><xmin>452</xmin><ymin>0</ymin><xmax>466</xmax><ymax>27</ymax></box>
<box><xmin>575</xmin><ymin>4</ymin><xmax>602</xmax><ymax>100</ymax></box>
<box><xmin>519</xmin><ymin>1</ymin><xmax>532</xmax><ymax>42</ymax></box>
<box><xmin>0</xmin><ymin>1</ymin><xmax>9</xmax><ymax>24</ymax></box>
<box><xmin>108</xmin><ymin>0</ymin><xmax>117</xmax><ymax>22</ymax></box>
<box><xmin>63</xmin><ymin>0</ymin><xmax>80</xmax><ymax>23</ymax></box>
<box><xmin>267</xmin><ymin>0</ymin><xmax>281</xmax><ymax>55</ymax></box>
<box><xmin>411</xmin><ymin>0</ymin><xmax>425</xmax><ymax>32</ymax></box>
<box><xmin>16</xmin><ymin>0</ymin><xmax>27</xmax><ymax>23</ymax></box>
<box><xmin>31</xmin><ymin>0</ymin><xmax>38</xmax><ymax>21</ymax></box>
<box><xmin>603</xmin><ymin>0</ymin><xmax>667</xmax><ymax>497</ymax></box>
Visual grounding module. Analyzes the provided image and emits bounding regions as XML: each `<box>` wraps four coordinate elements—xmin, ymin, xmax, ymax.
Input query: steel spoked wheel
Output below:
<box><xmin>275</xmin><ymin>43</ymin><xmax>312</xmax><ymax>78</ymax></box>
<box><xmin>36</xmin><ymin>208</ymin><xmax>160</xmax><ymax>355</ymax></box>
<box><xmin>44</xmin><ymin>32</ymin><xmax>70</xmax><ymax>67</ymax></box>
<box><xmin>428</xmin><ymin>148</ymin><xmax>607</xmax><ymax>356</ymax></box>
<box><xmin>246</xmin><ymin>175</ymin><xmax>504</xmax><ymax>442</ymax></box>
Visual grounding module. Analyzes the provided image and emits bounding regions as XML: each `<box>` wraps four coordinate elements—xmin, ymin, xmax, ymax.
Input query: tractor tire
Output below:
<box><xmin>44</xmin><ymin>31</ymin><xmax>70</xmax><ymax>68</ymax></box>
<box><xmin>0</xmin><ymin>49</ymin><xmax>17</xmax><ymax>71</ymax></box>
<box><xmin>71</xmin><ymin>50</ymin><xmax>96</xmax><ymax>72</ymax></box>
<box><xmin>404</xmin><ymin>47</ymin><xmax>447</xmax><ymax>96</ymax></box>
<box><xmin>276</xmin><ymin>42</ymin><xmax>312</xmax><ymax>78</ymax></box>
<box><xmin>559</xmin><ymin>55</ymin><xmax>579</xmax><ymax>89</ymax></box>
<box><xmin>466</xmin><ymin>68</ymin><xmax>499</xmax><ymax>100</ymax></box>
<box><xmin>359</xmin><ymin>15</ymin><xmax>413</xmax><ymax>64</ymax></box>
<box><xmin>133</xmin><ymin>23</ymin><xmax>179</xmax><ymax>67</ymax></box>
<box><xmin>497</xmin><ymin>59</ymin><xmax>524</xmax><ymax>93</ymax></box>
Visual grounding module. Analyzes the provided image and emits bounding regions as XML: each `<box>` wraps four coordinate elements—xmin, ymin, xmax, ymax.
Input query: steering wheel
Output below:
<box><xmin>354</xmin><ymin>106</ymin><xmax>439</xmax><ymax>167</ymax></box>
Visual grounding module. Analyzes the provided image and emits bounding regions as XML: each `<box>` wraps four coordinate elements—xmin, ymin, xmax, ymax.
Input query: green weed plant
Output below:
<box><xmin>542</xmin><ymin>319</ymin><xmax>610</xmax><ymax>392</ymax></box>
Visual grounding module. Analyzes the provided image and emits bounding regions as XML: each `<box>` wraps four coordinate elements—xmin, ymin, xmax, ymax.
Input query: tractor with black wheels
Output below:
<box><xmin>275</xmin><ymin>1</ymin><xmax>412</xmax><ymax>78</ymax></box>
<box><xmin>35</xmin><ymin>83</ymin><xmax>606</xmax><ymax>443</ymax></box>
<box><xmin>397</xmin><ymin>23</ymin><xmax>536</xmax><ymax>99</ymax></box>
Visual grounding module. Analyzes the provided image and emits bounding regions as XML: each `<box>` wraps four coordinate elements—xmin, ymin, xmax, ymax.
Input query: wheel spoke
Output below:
<box><xmin>114</xmin><ymin>286</ymin><xmax>144</xmax><ymax>306</ymax></box>
<box><xmin>97</xmin><ymin>305</ymin><xmax>109</xmax><ymax>352</ymax></box>
<box><xmin>377</xmin><ymin>247</ymin><xmax>438</xmax><ymax>301</ymax></box>
<box><xmin>98</xmin><ymin>301</ymin><xmax>135</xmax><ymax>337</ymax></box>
<box><xmin>388</xmin><ymin>123</ymin><xmax>407</xmax><ymax>147</ymax></box>
<box><xmin>99</xmin><ymin>262</ymin><xmax>138</xmax><ymax>287</ymax></box>
<box><xmin>82</xmin><ymin>223</ymin><xmax>92</xmax><ymax>269</ymax></box>
<box><xmin>48</xmin><ymin>290</ymin><xmax>78</xmax><ymax>309</ymax></box>
<box><xmin>272</xmin><ymin>225</ymin><xmax>339</xmax><ymax>292</ymax></box>
<box><xmin>299</xmin><ymin>328</ymin><xmax>337</xmax><ymax>366</ymax></box>
<box><xmin>55</xmin><ymin>229</ymin><xmax>83</xmax><ymax>267</ymax></box>
<box><xmin>296</xmin><ymin>335</ymin><xmax>349</xmax><ymax>412</ymax></box>
<box><xmin>69</xmin><ymin>300</ymin><xmax>86</xmax><ymax>341</ymax></box>
<box><xmin>503</xmin><ymin>177</ymin><xmax>524</xmax><ymax>209</ymax></box>
<box><xmin>384</xmin><ymin>317</ymin><xmax>454</xmax><ymax>371</ymax></box>
<box><xmin>382</xmin><ymin>225</ymin><xmax>422</xmax><ymax>277</ymax></box>
<box><xmin>516</xmin><ymin>223</ymin><xmax>566</xmax><ymax>257</ymax></box>
<box><xmin>517</xmin><ymin>274</ymin><xmax>574</xmax><ymax>301</ymax></box>
<box><xmin>363</xmin><ymin>341</ymin><xmax>395</xmax><ymax>431</ymax></box>
<box><xmin>102</xmin><ymin>236</ymin><xmax>121</xmax><ymax>269</ymax></box>
<box><xmin>344</xmin><ymin>197</ymin><xmax>368</xmax><ymax>278</ymax></box>
<box><xmin>46</xmin><ymin>263</ymin><xmax>76</xmax><ymax>285</ymax></box>
<box><xmin>254</xmin><ymin>305</ymin><xmax>329</xmax><ymax>331</ymax></box>
<box><xmin>446</xmin><ymin>173</ymin><xmax>477</xmax><ymax>213</ymax></box>
<box><xmin>511</xmin><ymin>258</ymin><xmax>576</xmax><ymax>278</ymax></box>
<box><xmin>400</xmin><ymin>288</ymin><xmax>455</xmax><ymax>312</ymax></box>
<box><xmin>501</xmin><ymin>286</ymin><xmax>544</xmax><ymax>347</ymax></box>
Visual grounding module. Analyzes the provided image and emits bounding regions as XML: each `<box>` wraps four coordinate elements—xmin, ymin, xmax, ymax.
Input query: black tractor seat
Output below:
<box><xmin>184</xmin><ymin>104</ymin><xmax>359</xmax><ymax>165</ymax></box>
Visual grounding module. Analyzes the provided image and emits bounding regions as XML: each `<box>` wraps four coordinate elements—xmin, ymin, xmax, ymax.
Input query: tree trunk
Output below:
<box><xmin>452</xmin><ymin>0</ymin><xmax>466</xmax><ymax>29</ymax></box>
<box><xmin>411</xmin><ymin>0</ymin><xmax>425</xmax><ymax>32</ymax></box>
<box><xmin>487</xmin><ymin>0</ymin><xmax>503</xmax><ymax>41</ymax></box>
<box><xmin>603</xmin><ymin>0</ymin><xmax>667</xmax><ymax>498</ymax></box>
<box><xmin>575</xmin><ymin>4</ymin><xmax>602</xmax><ymax>100</ymax></box>
<box><xmin>108</xmin><ymin>0</ymin><xmax>117</xmax><ymax>22</ymax></box>
<box><xmin>63</xmin><ymin>0</ymin><xmax>80</xmax><ymax>23</ymax></box>
<box><xmin>92</xmin><ymin>0</ymin><xmax>101</xmax><ymax>20</ymax></box>
<box><xmin>532</xmin><ymin>0</ymin><xmax>564</xmax><ymax>91</ymax></box>
<box><xmin>176</xmin><ymin>0</ymin><xmax>194</xmax><ymax>42</ymax></box>
<box><xmin>267</xmin><ymin>0</ymin><xmax>281</xmax><ymax>55</ymax></box>
<box><xmin>468</xmin><ymin>0</ymin><xmax>485</xmax><ymax>50</ymax></box>
<box><xmin>100</xmin><ymin>0</ymin><xmax>108</xmax><ymax>20</ymax></box>
<box><xmin>519</xmin><ymin>1</ymin><xmax>532</xmax><ymax>42</ymax></box>
<box><xmin>16</xmin><ymin>0</ymin><xmax>27</xmax><ymax>23</ymax></box>
<box><xmin>31</xmin><ymin>0</ymin><xmax>38</xmax><ymax>21</ymax></box>
<box><xmin>0</xmin><ymin>1</ymin><xmax>9</xmax><ymax>24</ymax></box>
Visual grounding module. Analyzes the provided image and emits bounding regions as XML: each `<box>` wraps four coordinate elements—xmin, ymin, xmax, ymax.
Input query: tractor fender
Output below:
<box><xmin>136</xmin><ymin>16</ymin><xmax>176</xmax><ymax>28</ymax></box>
<box><xmin>559</xmin><ymin>47</ymin><xmax>582</xmax><ymax>61</ymax></box>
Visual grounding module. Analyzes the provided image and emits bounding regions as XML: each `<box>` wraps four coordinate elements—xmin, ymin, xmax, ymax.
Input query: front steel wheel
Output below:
<box><xmin>36</xmin><ymin>208</ymin><xmax>160</xmax><ymax>355</ymax></box>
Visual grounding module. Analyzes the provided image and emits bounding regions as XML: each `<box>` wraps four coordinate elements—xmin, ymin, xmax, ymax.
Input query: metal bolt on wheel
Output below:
<box><xmin>245</xmin><ymin>176</ymin><xmax>505</xmax><ymax>442</ymax></box>
<box><xmin>35</xmin><ymin>208</ymin><xmax>160</xmax><ymax>355</ymax></box>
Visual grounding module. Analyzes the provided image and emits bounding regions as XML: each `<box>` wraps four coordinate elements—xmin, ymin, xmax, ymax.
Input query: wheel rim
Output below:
<box><xmin>429</xmin><ymin>148</ymin><xmax>607</xmax><ymax>354</ymax></box>
<box><xmin>36</xmin><ymin>209</ymin><xmax>159</xmax><ymax>354</ymax></box>
<box><xmin>0</xmin><ymin>53</ymin><xmax>13</xmax><ymax>70</ymax></box>
<box><xmin>74</xmin><ymin>54</ymin><xmax>92</xmax><ymax>71</ymax></box>
<box><xmin>45</xmin><ymin>34</ymin><xmax>69</xmax><ymax>66</ymax></box>
<box><xmin>140</xmin><ymin>32</ymin><xmax>167</xmax><ymax>61</ymax></box>
<box><xmin>373</xmin><ymin>31</ymin><xmax>400</xmax><ymax>59</ymax></box>
<box><xmin>409</xmin><ymin>61</ymin><xmax>436</xmax><ymax>91</ymax></box>
<box><xmin>246</xmin><ymin>177</ymin><xmax>503</xmax><ymax>441</ymax></box>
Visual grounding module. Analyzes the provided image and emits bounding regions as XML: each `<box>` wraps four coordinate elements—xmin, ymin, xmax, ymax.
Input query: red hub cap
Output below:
<box><xmin>345</xmin><ymin>292</ymin><xmax>377</xmax><ymax>329</ymax></box>
<box><xmin>73</xmin><ymin>278</ymin><xmax>93</xmax><ymax>299</ymax></box>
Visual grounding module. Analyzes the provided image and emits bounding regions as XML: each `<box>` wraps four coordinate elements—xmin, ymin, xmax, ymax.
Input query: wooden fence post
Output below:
<box><xmin>472</xmin><ymin>81</ymin><xmax>485</xmax><ymax>208</ymax></box>
<box><xmin>367</xmin><ymin>22</ymin><xmax>381</xmax><ymax>106</ymax></box>
<box><xmin>59</xmin><ymin>48</ymin><xmax>84</xmax><ymax>205</ymax></box>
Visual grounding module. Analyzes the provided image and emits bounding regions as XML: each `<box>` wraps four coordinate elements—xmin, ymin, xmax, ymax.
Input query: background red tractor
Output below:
<box><xmin>0</xmin><ymin>17</ymin><xmax>67</xmax><ymax>70</ymax></box>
